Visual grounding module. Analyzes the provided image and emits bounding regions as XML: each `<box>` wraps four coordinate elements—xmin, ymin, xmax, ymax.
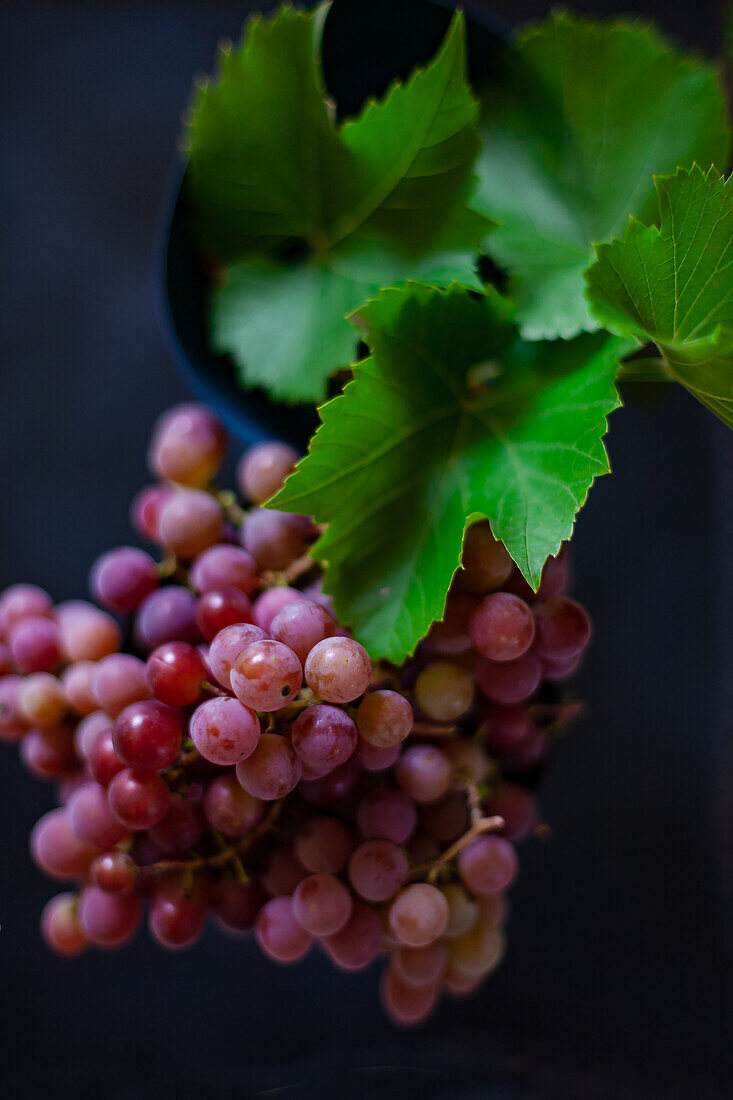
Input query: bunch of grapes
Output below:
<box><xmin>0</xmin><ymin>403</ymin><xmax>591</xmax><ymax>1026</ymax></box>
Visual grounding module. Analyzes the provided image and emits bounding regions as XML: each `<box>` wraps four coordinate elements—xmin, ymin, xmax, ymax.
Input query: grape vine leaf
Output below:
<box><xmin>185</xmin><ymin>4</ymin><xmax>492</xmax><ymax>402</ymax></box>
<box><xmin>586</xmin><ymin>166</ymin><xmax>733</xmax><ymax>428</ymax></box>
<box><xmin>472</xmin><ymin>12</ymin><xmax>729</xmax><ymax>341</ymax></box>
<box><xmin>272</xmin><ymin>284</ymin><xmax>633</xmax><ymax>662</ymax></box>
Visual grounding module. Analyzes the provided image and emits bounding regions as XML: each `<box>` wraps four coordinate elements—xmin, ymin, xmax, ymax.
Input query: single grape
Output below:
<box><xmin>533</xmin><ymin>596</ymin><xmax>591</xmax><ymax>660</ymax></box>
<box><xmin>62</xmin><ymin>661</ymin><xmax>99</xmax><ymax>716</ymax></box>
<box><xmin>299</xmin><ymin>757</ymin><xmax>361</xmax><ymax>811</ymax></box>
<box><xmin>191</xmin><ymin>544</ymin><xmax>257</xmax><ymax>596</ymax></box>
<box><xmin>541</xmin><ymin>651</ymin><xmax>582</xmax><ymax>681</ymax></box>
<box><xmin>475</xmin><ymin>651</ymin><xmax>542</xmax><ymax>705</ymax></box>
<box><xmin>324</xmin><ymin>901</ymin><xmax>383</xmax><ymax>971</ymax></box>
<box><xmin>395</xmin><ymin>744</ymin><xmax>451</xmax><ymax>804</ymax></box>
<box><xmin>485</xmin><ymin>782</ymin><xmax>538</xmax><ymax>842</ymax></box>
<box><xmin>241</xmin><ymin>509</ymin><xmax>313</xmax><ymax>571</ymax></box>
<box><xmin>149</xmin><ymin>879</ymin><xmax>207</xmax><ymax>950</ymax></box>
<box><xmin>448</xmin><ymin>921</ymin><xmax>505</xmax><ymax>976</ymax></box>
<box><xmin>113</xmin><ymin>700</ymin><xmax>183</xmax><ymax>771</ymax></box>
<box><xmin>230</xmin><ymin>639</ymin><xmax>303</xmax><ymax>711</ymax></box>
<box><xmin>304</xmin><ymin>637</ymin><xmax>371</xmax><ymax>704</ymax></box>
<box><xmin>355</xmin><ymin>738</ymin><xmax>401</xmax><ymax>772</ymax></box>
<box><xmin>148</xmin><ymin>402</ymin><xmax>227</xmax><ymax>487</ymax></box>
<box><xmin>482</xmin><ymin>703</ymin><xmax>532</xmax><ymax>754</ymax></box>
<box><xmin>74</xmin><ymin>710</ymin><xmax>112</xmax><ymax>760</ymax></box>
<box><xmin>237</xmin><ymin>441</ymin><xmax>298</xmax><ymax>504</ymax></box>
<box><xmin>469</xmin><ymin>592</ymin><xmax>535</xmax><ymax>662</ymax></box>
<box><xmin>458</xmin><ymin>522</ymin><xmax>513</xmax><ymax>593</ymax></box>
<box><xmin>30</xmin><ymin>808</ymin><xmax>100</xmax><ymax>879</ymax></box>
<box><xmin>292</xmin><ymin>873</ymin><xmax>353</xmax><ymax>936</ymax></box>
<box><xmin>419</xmin><ymin>793</ymin><xmax>469</xmax><ymax>845</ymax></box>
<box><xmin>21</xmin><ymin>724</ymin><xmax>77</xmax><ymax>780</ymax></box>
<box><xmin>134</xmin><ymin>586</ymin><xmax>200</xmax><ymax>650</ymax></box>
<box><xmin>203</xmin><ymin>773</ymin><xmax>264</xmax><ymax>836</ymax></box>
<box><xmin>79</xmin><ymin>885</ymin><xmax>141</xmax><ymax>948</ymax></box>
<box><xmin>90</xmin><ymin>851</ymin><xmax>138</xmax><ymax>895</ymax></box>
<box><xmin>67</xmin><ymin>782</ymin><xmax>129</xmax><ymax>848</ymax></box>
<box><xmin>130</xmin><ymin>483</ymin><xmax>173</xmax><ymax>543</ymax></box>
<box><xmin>269</xmin><ymin>599</ymin><xmax>335</xmax><ymax>664</ymax></box>
<box><xmin>147</xmin><ymin>641</ymin><xmax>207</xmax><ymax>706</ymax></box>
<box><xmin>252</xmin><ymin>586</ymin><xmax>306</xmax><ymax>632</ymax></box>
<box><xmin>9</xmin><ymin>616</ymin><xmax>62</xmax><ymax>673</ymax></box>
<box><xmin>158</xmin><ymin>489</ymin><xmax>223</xmax><ymax>559</ymax></box>
<box><xmin>458</xmin><ymin>835</ymin><xmax>518</xmax><ymax>896</ymax></box>
<box><xmin>427</xmin><ymin>590</ymin><xmax>476</xmax><ymax>655</ymax></box>
<box><xmin>107</xmin><ymin>768</ymin><xmax>171</xmax><ymax>829</ymax></box>
<box><xmin>56</xmin><ymin>601</ymin><xmax>121</xmax><ymax>662</ymax></box>
<box><xmin>381</xmin><ymin>965</ymin><xmax>439</xmax><ymax>1027</ymax></box>
<box><xmin>149</xmin><ymin>793</ymin><xmax>204</xmax><ymax>854</ymax></box>
<box><xmin>443</xmin><ymin>963</ymin><xmax>484</xmax><ymax>997</ymax></box>
<box><xmin>190</xmin><ymin>696</ymin><xmax>260</xmax><ymax>766</ymax></box>
<box><xmin>235</xmin><ymin>733</ymin><xmax>302</xmax><ymax>800</ymax></box>
<box><xmin>414</xmin><ymin>661</ymin><xmax>474</xmax><ymax>723</ymax></box>
<box><xmin>393</xmin><ymin>940</ymin><xmax>448</xmax><ymax>987</ymax></box>
<box><xmin>94</xmin><ymin>654</ymin><xmax>152</xmax><ymax>717</ymax></box>
<box><xmin>261</xmin><ymin>847</ymin><xmax>308</xmax><ymax>897</ymax></box>
<box><xmin>19</xmin><ymin>673</ymin><xmax>67</xmax><ymax>726</ymax></box>
<box><xmin>0</xmin><ymin>583</ymin><xmax>54</xmax><ymax>635</ymax></box>
<box><xmin>256</xmin><ymin>896</ymin><xmax>312</xmax><ymax>963</ymax></box>
<box><xmin>290</xmin><ymin>704</ymin><xmax>357</xmax><ymax>775</ymax></box>
<box><xmin>357</xmin><ymin>788</ymin><xmax>417</xmax><ymax>845</ymax></box>
<box><xmin>208</xmin><ymin>622</ymin><xmax>267</xmax><ymax>690</ymax></box>
<box><xmin>356</xmin><ymin>689</ymin><xmax>413</xmax><ymax>748</ymax></box>
<box><xmin>441</xmin><ymin>882</ymin><xmax>479</xmax><ymax>938</ymax></box>
<box><xmin>41</xmin><ymin>894</ymin><xmax>88</xmax><ymax>956</ymax></box>
<box><xmin>294</xmin><ymin>816</ymin><xmax>354</xmax><ymax>874</ymax></box>
<box><xmin>212</xmin><ymin>879</ymin><xmax>267</xmax><ymax>934</ymax></box>
<box><xmin>389</xmin><ymin>883</ymin><xmax>449</xmax><ymax>947</ymax></box>
<box><xmin>348</xmin><ymin>840</ymin><xmax>408</xmax><ymax>902</ymax></box>
<box><xmin>90</xmin><ymin>546</ymin><xmax>158</xmax><ymax>612</ymax></box>
<box><xmin>195</xmin><ymin>586</ymin><xmax>254</xmax><ymax>641</ymax></box>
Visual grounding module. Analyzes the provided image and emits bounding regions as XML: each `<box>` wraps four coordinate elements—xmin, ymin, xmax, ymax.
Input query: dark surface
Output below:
<box><xmin>0</xmin><ymin>2</ymin><xmax>731</xmax><ymax>1098</ymax></box>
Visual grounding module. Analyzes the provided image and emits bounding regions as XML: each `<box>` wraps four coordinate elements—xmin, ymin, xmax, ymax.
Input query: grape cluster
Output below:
<box><xmin>0</xmin><ymin>403</ymin><xmax>591</xmax><ymax>1026</ymax></box>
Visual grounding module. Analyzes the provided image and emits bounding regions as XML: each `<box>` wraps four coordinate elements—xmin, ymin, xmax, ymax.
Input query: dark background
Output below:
<box><xmin>1</xmin><ymin>1</ymin><xmax>731</xmax><ymax>1097</ymax></box>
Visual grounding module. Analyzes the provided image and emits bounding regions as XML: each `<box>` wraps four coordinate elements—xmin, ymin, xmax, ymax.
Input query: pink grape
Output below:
<box><xmin>0</xmin><ymin>641</ymin><xmax>12</xmax><ymax>675</ymax></box>
<box><xmin>292</xmin><ymin>873</ymin><xmax>353</xmax><ymax>936</ymax></box>
<box><xmin>208</xmin><ymin>622</ymin><xmax>267</xmax><ymax>690</ymax></box>
<box><xmin>158</xmin><ymin>489</ymin><xmax>223</xmax><ymax>559</ymax></box>
<box><xmin>261</xmin><ymin>847</ymin><xmax>308</xmax><ymax>896</ymax></box>
<box><xmin>21</xmin><ymin>724</ymin><xmax>77</xmax><ymax>779</ymax></box>
<box><xmin>87</xmin><ymin>728</ymin><xmax>125</xmax><ymax>786</ymax></box>
<box><xmin>356</xmin><ymin>738</ymin><xmax>401</xmax><ymax>772</ymax></box>
<box><xmin>134</xmin><ymin>586</ymin><xmax>200</xmax><ymax>649</ymax></box>
<box><xmin>94</xmin><ymin>654</ymin><xmax>152</xmax><ymax>716</ymax></box>
<box><xmin>148</xmin><ymin>402</ymin><xmax>227</xmax><ymax>487</ymax></box>
<box><xmin>256</xmin><ymin>896</ymin><xmax>312</xmax><ymax>963</ymax></box>
<box><xmin>395</xmin><ymin>744</ymin><xmax>451</xmax><ymax>804</ymax></box>
<box><xmin>149</xmin><ymin>793</ymin><xmax>204</xmax><ymax>853</ymax></box>
<box><xmin>389</xmin><ymin>883</ymin><xmax>449</xmax><ymax>947</ymax></box>
<box><xmin>56</xmin><ymin>601</ymin><xmax>121</xmax><ymax>662</ymax></box>
<box><xmin>19</xmin><ymin>672</ymin><xmax>67</xmax><ymax>726</ymax></box>
<box><xmin>428</xmin><ymin>590</ymin><xmax>476</xmax><ymax>654</ymax></box>
<box><xmin>357</xmin><ymin>788</ymin><xmax>417</xmax><ymax>844</ymax></box>
<box><xmin>107</xmin><ymin>768</ymin><xmax>171</xmax><ymax>829</ymax></box>
<box><xmin>304</xmin><ymin>637</ymin><xmax>372</xmax><ymax>703</ymax></box>
<box><xmin>30</xmin><ymin>808</ymin><xmax>99</xmax><ymax>879</ymax></box>
<box><xmin>235</xmin><ymin>733</ymin><xmax>302</xmax><ymax>800</ymax></box>
<box><xmin>79</xmin><ymin>885</ymin><xmax>141</xmax><ymax>947</ymax></box>
<box><xmin>541</xmin><ymin>651</ymin><xmax>582</xmax><ymax>681</ymax></box>
<box><xmin>324</xmin><ymin>901</ymin><xmax>382</xmax><ymax>971</ymax></box>
<box><xmin>356</xmin><ymin>689</ymin><xmax>413</xmax><ymax>748</ymax></box>
<box><xmin>299</xmin><ymin>756</ymin><xmax>360</xmax><ymax>810</ymax></box>
<box><xmin>483</xmin><ymin>702</ymin><xmax>532</xmax><ymax>753</ymax></box>
<box><xmin>90</xmin><ymin>546</ymin><xmax>158</xmax><ymax>612</ymax></box>
<box><xmin>68</xmin><ymin>782</ymin><xmax>129</xmax><ymax>848</ymax></box>
<box><xmin>130</xmin><ymin>483</ymin><xmax>173</xmax><ymax>542</ymax></box>
<box><xmin>74</xmin><ymin>710</ymin><xmax>112</xmax><ymax>760</ymax></box>
<box><xmin>458</xmin><ymin>835</ymin><xmax>519</xmax><ymax>896</ymax></box>
<box><xmin>381</xmin><ymin>965</ymin><xmax>439</xmax><ymax>1026</ymax></box>
<box><xmin>230</xmin><ymin>639</ymin><xmax>303</xmax><ymax>711</ymax></box>
<box><xmin>476</xmin><ymin>651</ymin><xmax>542</xmax><ymax>705</ymax></box>
<box><xmin>469</xmin><ymin>592</ymin><xmax>535</xmax><ymax>662</ymax></box>
<box><xmin>212</xmin><ymin>879</ymin><xmax>267</xmax><ymax>933</ymax></box>
<box><xmin>195</xmin><ymin>586</ymin><xmax>254</xmax><ymax>641</ymax></box>
<box><xmin>241</xmin><ymin>509</ymin><xmax>313</xmax><ymax>571</ymax></box>
<box><xmin>191</xmin><ymin>544</ymin><xmax>257</xmax><ymax>596</ymax></box>
<box><xmin>0</xmin><ymin>583</ymin><xmax>54</xmax><ymax>635</ymax></box>
<box><xmin>62</xmin><ymin>661</ymin><xmax>99</xmax><ymax>715</ymax></box>
<box><xmin>90</xmin><ymin>851</ymin><xmax>138</xmax><ymax>895</ymax></box>
<box><xmin>394</xmin><ymin>940</ymin><xmax>448</xmax><ymax>987</ymax></box>
<box><xmin>203</xmin><ymin>773</ymin><xmax>264</xmax><ymax>836</ymax></box>
<box><xmin>9</xmin><ymin>616</ymin><xmax>62</xmax><ymax>673</ymax></box>
<box><xmin>190</xmin><ymin>696</ymin><xmax>260</xmax><ymax>765</ymax></box>
<box><xmin>113</xmin><ymin>700</ymin><xmax>183</xmax><ymax>770</ymax></box>
<box><xmin>485</xmin><ymin>782</ymin><xmax>538</xmax><ymax>841</ymax></box>
<box><xmin>0</xmin><ymin>676</ymin><xmax>28</xmax><ymax>743</ymax></box>
<box><xmin>290</xmin><ymin>704</ymin><xmax>357</xmax><ymax>775</ymax></box>
<box><xmin>269</xmin><ymin>599</ymin><xmax>335</xmax><ymax>663</ymax></box>
<box><xmin>147</xmin><ymin>641</ymin><xmax>207</xmax><ymax>706</ymax></box>
<box><xmin>252</xmin><ymin>586</ymin><xmax>306</xmax><ymax>632</ymax></box>
<box><xmin>458</xmin><ymin>522</ymin><xmax>513</xmax><ymax>594</ymax></box>
<box><xmin>420</xmin><ymin>793</ymin><xmax>469</xmax><ymax>844</ymax></box>
<box><xmin>41</xmin><ymin>893</ymin><xmax>88</xmax><ymax>956</ymax></box>
<box><xmin>533</xmin><ymin>596</ymin><xmax>591</xmax><ymax>660</ymax></box>
<box><xmin>149</xmin><ymin>879</ymin><xmax>207</xmax><ymax>950</ymax></box>
<box><xmin>237</xmin><ymin>441</ymin><xmax>298</xmax><ymax>503</ymax></box>
<box><xmin>295</xmin><ymin>816</ymin><xmax>354</xmax><ymax>874</ymax></box>
<box><xmin>348</xmin><ymin>840</ymin><xmax>408</xmax><ymax>902</ymax></box>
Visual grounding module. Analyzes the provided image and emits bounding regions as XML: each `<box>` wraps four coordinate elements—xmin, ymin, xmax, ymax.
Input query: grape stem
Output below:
<box><xmin>140</xmin><ymin>799</ymin><xmax>283</xmax><ymax>880</ymax></box>
<box><xmin>260</xmin><ymin>550</ymin><xmax>318</xmax><ymax>589</ymax></box>
<box><xmin>413</xmin><ymin>813</ymin><xmax>505</xmax><ymax>885</ymax></box>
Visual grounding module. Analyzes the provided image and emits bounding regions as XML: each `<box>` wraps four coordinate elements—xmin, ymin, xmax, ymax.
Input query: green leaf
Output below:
<box><xmin>586</xmin><ymin>166</ymin><xmax>733</xmax><ymax>427</ymax></box>
<box><xmin>186</xmin><ymin>5</ymin><xmax>492</xmax><ymax>402</ymax></box>
<box><xmin>472</xmin><ymin>12</ymin><xmax>729</xmax><ymax>341</ymax></box>
<box><xmin>272</xmin><ymin>284</ymin><xmax>632</xmax><ymax>662</ymax></box>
